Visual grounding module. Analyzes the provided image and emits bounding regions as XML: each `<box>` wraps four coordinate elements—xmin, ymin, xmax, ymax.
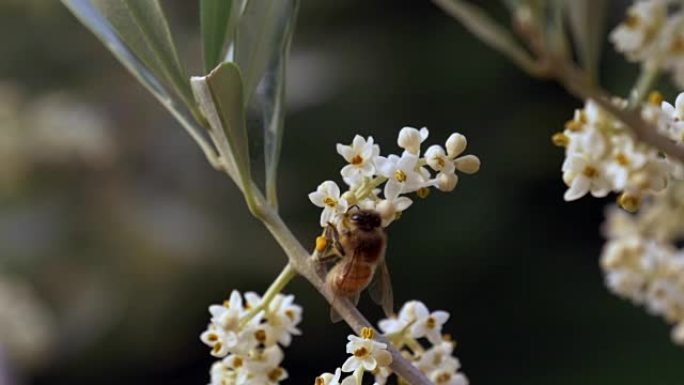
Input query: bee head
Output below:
<box><xmin>348</xmin><ymin>209</ymin><xmax>382</xmax><ymax>231</ymax></box>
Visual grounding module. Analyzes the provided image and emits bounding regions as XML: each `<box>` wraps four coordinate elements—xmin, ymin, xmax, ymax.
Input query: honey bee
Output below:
<box><xmin>320</xmin><ymin>208</ymin><xmax>394</xmax><ymax>322</ymax></box>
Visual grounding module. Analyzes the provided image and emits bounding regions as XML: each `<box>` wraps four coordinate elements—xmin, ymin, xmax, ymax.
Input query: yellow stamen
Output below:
<box><xmin>394</xmin><ymin>169</ymin><xmax>407</xmax><ymax>183</ymax></box>
<box><xmin>435</xmin><ymin>372</ymin><xmax>451</xmax><ymax>384</ymax></box>
<box><xmin>255</xmin><ymin>329</ymin><xmax>267</xmax><ymax>343</ymax></box>
<box><xmin>616</xmin><ymin>153</ymin><xmax>630</xmax><ymax>166</ymax></box>
<box><xmin>564</xmin><ymin>119</ymin><xmax>583</xmax><ymax>132</ymax></box>
<box><xmin>426</xmin><ymin>317</ymin><xmax>436</xmax><ymax>329</ymax></box>
<box><xmin>223</xmin><ymin>300</ymin><xmax>230</xmax><ymax>308</ymax></box>
<box><xmin>582</xmin><ymin>166</ymin><xmax>598</xmax><ymax>178</ymax></box>
<box><xmin>351</xmin><ymin>154</ymin><xmax>363</xmax><ymax>165</ymax></box>
<box><xmin>211</xmin><ymin>342</ymin><xmax>223</xmax><ymax>355</ymax></box>
<box><xmin>648</xmin><ymin>91</ymin><xmax>663</xmax><ymax>106</ymax></box>
<box><xmin>625</xmin><ymin>13</ymin><xmax>640</xmax><ymax>29</ymax></box>
<box><xmin>416</xmin><ymin>187</ymin><xmax>430</xmax><ymax>199</ymax></box>
<box><xmin>315</xmin><ymin>235</ymin><xmax>328</xmax><ymax>253</ymax></box>
<box><xmin>618</xmin><ymin>192</ymin><xmax>641</xmax><ymax>213</ymax></box>
<box><xmin>353</xmin><ymin>347</ymin><xmax>369</xmax><ymax>357</ymax></box>
<box><xmin>285</xmin><ymin>309</ymin><xmax>295</xmax><ymax>321</ymax></box>
<box><xmin>323</xmin><ymin>197</ymin><xmax>337</xmax><ymax>207</ymax></box>
<box><xmin>671</xmin><ymin>37</ymin><xmax>684</xmax><ymax>54</ymax></box>
<box><xmin>207</xmin><ymin>333</ymin><xmax>219</xmax><ymax>342</ymax></box>
<box><xmin>551</xmin><ymin>132</ymin><xmax>570</xmax><ymax>147</ymax></box>
<box><xmin>361</xmin><ymin>327</ymin><xmax>374</xmax><ymax>339</ymax></box>
<box><xmin>315</xmin><ymin>377</ymin><xmax>326</xmax><ymax>385</ymax></box>
<box><xmin>233</xmin><ymin>356</ymin><xmax>243</xmax><ymax>368</ymax></box>
<box><xmin>268</xmin><ymin>368</ymin><xmax>284</xmax><ymax>382</ymax></box>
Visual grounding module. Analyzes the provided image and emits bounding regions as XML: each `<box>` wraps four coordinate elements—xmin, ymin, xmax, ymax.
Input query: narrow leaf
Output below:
<box><xmin>90</xmin><ymin>0</ymin><xmax>193</xmax><ymax>107</ymax></box>
<box><xmin>61</xmin><ymin>0</ymin><xmax>219</xmax><ymax>168</ymax></box>
<box><xmin>566</xmin><ymin>0</ymin><xmax>607</xmax><ymax>83</ymax></box>
<box><xmin>201</xmin><ymin>0</ymin><xmax>232</xmax><ymax>74</ymax></box>
<box><xmin>191</xmin><ymin>63</ymin><xmax>251</xmax><ymax>189</ymax></box>
<box><xmin>258</xmin><ymin>0</ymin><xmax>299</xmax><ymax>208</ymax></box>
<box><xmin>234</xmin><ymin>0</ymin><xmax>295</xmax><ymax>104</ymax></box>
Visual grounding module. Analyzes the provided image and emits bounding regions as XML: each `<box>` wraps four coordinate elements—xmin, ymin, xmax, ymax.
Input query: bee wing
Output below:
<box><xmin>330</xmin><ymin>290</ymin><xmax>360</xmax><ymax>323</ymax></box>
<box><xmin>369</xmin><ymin>260</ymin><xmax>395</xmax><ymax>318</ymax></box>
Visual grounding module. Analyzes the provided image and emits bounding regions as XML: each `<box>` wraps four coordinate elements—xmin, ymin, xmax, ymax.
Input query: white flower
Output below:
<box><xmin>562</xmin><ymin>154</ymin><xmax>611</xmax><ymax>201</ymax></box>
<box><xmin>408</xmin><ymin>302</ymin><xmax>450</xmax><ymax>345</ymax></box>
<box><xmin>661</xmin><ymin>92</ymin><xmax>684</xmax><ymax>142</ymax></box>
<box><xmin>337</xmin><ymin>135</ymin><xmax>380</xmax><ymax>187</ymax></box>
<box><xmin>342</xmin><ymin>335</ymin><xmax>392</xmax><ymax>372</ymax></box>
<box><xmin>240</xmin><ymin>345</ymin><xmax>288</xmax><ymax>385</ymax></box>
<box><xmin>397</xmin><ymin>126</ymin><xmax>429</xmax><ymax>155</ymax></box>
<box><xmin>372</xmin><ymin>366</ymin><xmax>392</xmax><ymax>385</ymax></box>
<box><xmin>209</xmin><ymin>360</ymin><xmax>235</xmax><ymax>385</ymax></box>
<box><xmin>610</xmin><ymin>0</ymin><xmax>667</xmax><ymax>61</ymax></box>
<box><xmin>604</xmin><ymin>135</ymin><xmax>649</xmax><ymax>190</ymax></box>
<box><xmin>376</xmin><ymin>182</ymin><xmax>413</xmax><ymax>227</ymax></box>
<box><xmin>425</xmin><ymin>145</ymin><xmax>455</xmax><ymax>173</ymax></box>
<box><xmin>201</xmin><ymin>290</ymin><xmax>250</xmax><ymax>357</ymax></box>
<box><xmin>429</xmin><ymin>369</ymin><xmax>469</xmax><ymax>385</ymax></box>
<box><xmin>414</xmin><ymin>341</ymin><xmax>461</xmax><ymax>374</ymax></box>
<box><xmin>309</xmin><ymin>181</ymin><xmax>349</xmax><ymax>227</ymax></box>
<box><xmin>375</xmin><ymin>153</ymin><xmax>427</xmax><ymax>196</ymax></box>
<box><xmin>265</xmin><ymin>294</ymin><xmax>303</xmax><ymax>347</ymax></box>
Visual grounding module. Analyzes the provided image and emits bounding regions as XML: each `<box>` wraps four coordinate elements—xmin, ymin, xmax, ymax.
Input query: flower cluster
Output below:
<box><xmin>378</xmin><ymin>301</ymin><xmax>467</xmax><ymax>385</ymax></box>
<box><xmin>611</xmin><ymin>0</ymin><xmax>684</xmax><ymax>87</ymax></box>
<box><xmin>600</xmin><ymin>182</ymin><xmax>684</xmax><ymax>345</ymax></box>
<box><xmin>309</xmin><ymin>127</ymin><xmax>480</xmax><ymax>228</ymax></box>
<box><xmin>200</xmin><ymin>290</ymin><xmax>303</xmax><ymax>385</ymax></box>
<box><xmin>552</xmin><ymin>96</ymin><xmax>682</xmax><ymax>210</ymax></box>
<box><xmin>314</xmin><ymin>302</ymin><xmax>467</xmax><ymax>385</ymax></box>
<box><xmin>315</xmin><ymin>327</ymin><xmax>393</xmax><ymax>385</ymax></box>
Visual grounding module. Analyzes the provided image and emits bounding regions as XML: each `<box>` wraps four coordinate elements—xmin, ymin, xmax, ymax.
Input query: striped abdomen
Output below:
<box><xmin>327</xmin><ymin>258</ymin><xmax>376</xmax><ymax>297</ymax></box>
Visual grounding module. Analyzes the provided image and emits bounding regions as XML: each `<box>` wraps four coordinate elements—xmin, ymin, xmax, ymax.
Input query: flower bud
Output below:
<box><xmin>445</xmin><ymin>133</ymin><xmax>466</xmax><ymax>158</ymax></box>
<box><xmin>454</xmin><ymin>155</ymin><xmax>480</xmax><ymax>174</ymax></box>
<box><xmin>436</xmin><ymin>172</ymin><xmax>458</xmax><ymax>192</ymax></box>
<box><xmin>425</xmin><ymin>145</ymin><xmax>447</xmax><ymax>171</ymax></box>
<box><xmin>397</xmin><ymin>126</ymin><xmax>428</xmax><ymax>155</ymax></box>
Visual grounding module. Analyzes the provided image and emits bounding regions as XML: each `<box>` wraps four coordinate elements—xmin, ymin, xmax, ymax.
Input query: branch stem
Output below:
<box><xmin>248</xmin><ymin>188</ymin><xmax>433</xmax><ymax>385</ymax></box>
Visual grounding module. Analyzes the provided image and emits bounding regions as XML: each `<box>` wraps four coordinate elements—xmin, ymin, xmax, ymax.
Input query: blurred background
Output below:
<box><xmin>0</xmin><ymin>1</ymin><xmax>682</xmax><ymax>385</ymax></box>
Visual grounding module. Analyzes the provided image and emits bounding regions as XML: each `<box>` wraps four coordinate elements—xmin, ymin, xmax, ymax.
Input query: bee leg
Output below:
<box><xmin>326</xmin><ymin>222</ymin><xmax>345</xmax><ymax>257</ymax></box>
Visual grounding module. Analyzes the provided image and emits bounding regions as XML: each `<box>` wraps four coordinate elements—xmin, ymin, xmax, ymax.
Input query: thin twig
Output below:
<box><xmin>549</xmin><ymin>58</ymin><xmax>684</xmax><ymax>163</ymax></box>
<box><xmin>432</xmin><ymin>0</ymin><xmax>684</xmax><ymax>164</ymax></box>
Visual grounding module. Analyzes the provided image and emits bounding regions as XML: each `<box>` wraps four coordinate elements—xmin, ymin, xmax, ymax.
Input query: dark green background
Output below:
<box><xmin>0</xmin><ymin>1</ymin><xmax>681</xmax><ymax>385</ymax></box>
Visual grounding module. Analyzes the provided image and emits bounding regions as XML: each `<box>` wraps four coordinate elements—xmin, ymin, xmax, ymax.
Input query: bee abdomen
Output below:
<box><xmin>328</xmin><ymin>262</ymin><xmax>374</xmax><ymax>297</ymax></box>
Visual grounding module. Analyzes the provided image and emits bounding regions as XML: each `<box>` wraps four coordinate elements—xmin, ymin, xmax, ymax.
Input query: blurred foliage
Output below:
<box><xmin>0</xmin><ymin>1</ymin><xmax>681</xmax><ymax>385</ymax></box>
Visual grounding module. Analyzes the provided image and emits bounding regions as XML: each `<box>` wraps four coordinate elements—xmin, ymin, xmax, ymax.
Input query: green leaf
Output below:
<box><xmin>234</xmin><ymin>0</ymin><xmax>296</xmax><ymax>104</ymax></box>
<box><xmin>89</xmin><ymin>0</ymin><xmax>193</xmax><ymax>107</ymax></box>
<box><xmin>200</xmin><ymin>0</ymin><xmax>232</xmax><ymax>74</ymax></box>
<box><xmin>258</xmin><ymin>0</ymin><xmax>299</xmax><ymax>209</ymax></box>
<box><xmin>566</xmin><ymin>0</ymin><xmax>607</xmax><ymax>83</ymax></box>
<box><xmin>191</xmin><ymin>63</ymin><xmax>251</xmax><ymax>190</ymax></box>
<box><xmin>61</xmin><ymin>0</ymin><xmax>218</xmax><ymax>166</ymax></box>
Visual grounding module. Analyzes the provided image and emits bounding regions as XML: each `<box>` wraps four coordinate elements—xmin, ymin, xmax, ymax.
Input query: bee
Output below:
<box><xmin>319</xmin><ymin>208</ymin><xmax>394</xmax><ymax>322</ymax></box>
